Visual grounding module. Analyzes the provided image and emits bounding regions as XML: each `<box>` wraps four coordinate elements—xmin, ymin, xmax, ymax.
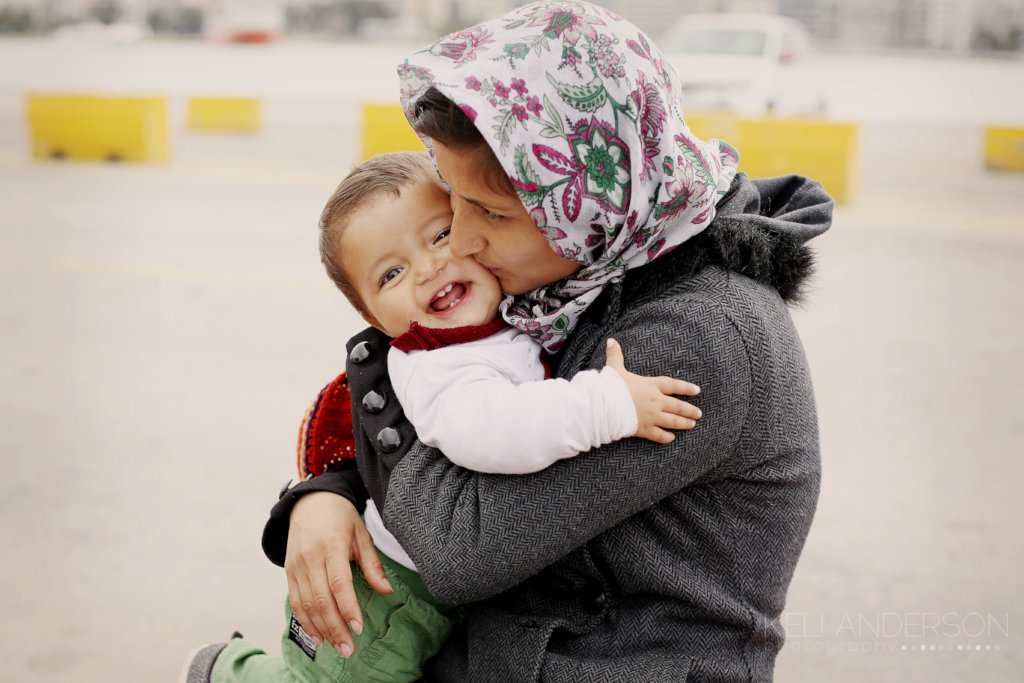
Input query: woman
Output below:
<box><xmin>266</xmin><ymin>2</ymin><xmax>832</xmax><ymax>680</ymax></box>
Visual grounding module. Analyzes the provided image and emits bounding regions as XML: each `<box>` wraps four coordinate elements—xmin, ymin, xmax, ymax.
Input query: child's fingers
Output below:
<box><xmin>657</xmin><ymin>412</ymin><xmax>697</xmax><ymax>431</ymax></box>
<box><xmin>604</xmin><ymin>338</ymin><xmax>626</xmax><ymax>370</ymax></box>
<box><xmin>664</xmin><ymin>395</ymin><xmax>702</xmax><ymax>420</ymax></box>
<box><xmin>657</xmin><ymin>376</ymin><xmax>700</xmax><ymax>396</ymax></box>
<box><xmin>642</xmin><ymin>426</ymin><xmax>676</xmax><ymax>444</ymax></box>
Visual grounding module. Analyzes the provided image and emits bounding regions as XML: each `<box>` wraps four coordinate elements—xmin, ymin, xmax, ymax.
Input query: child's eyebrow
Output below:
<box><xmin>364</xmin><ymin>253</ymin><xmax>393</xmax><ymax>285</ymax></box>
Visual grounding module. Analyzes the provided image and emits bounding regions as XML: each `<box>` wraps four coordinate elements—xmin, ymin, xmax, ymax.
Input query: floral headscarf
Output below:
<box><xmin>399</xmin><ymin>1</ymin><xmax>739</xmax><ymax>353</ymax></box>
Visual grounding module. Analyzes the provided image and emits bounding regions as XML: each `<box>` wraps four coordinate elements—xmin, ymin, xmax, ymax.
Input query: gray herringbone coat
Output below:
<box><xmin>382</xmin><ymin>174</ymin><xmax>831</xmax><ymax>682</ymax></box>
<box><xmin>263</xmin><ymin>173</ymin><xmax>832</xmax><ymax>682</ymax></box>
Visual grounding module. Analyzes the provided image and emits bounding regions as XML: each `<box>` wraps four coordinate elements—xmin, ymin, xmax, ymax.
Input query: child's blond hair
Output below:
<box><xmin>319</xmin><ymin>151</ymin><xmax>442</xmax><ymax>316</ymax></box>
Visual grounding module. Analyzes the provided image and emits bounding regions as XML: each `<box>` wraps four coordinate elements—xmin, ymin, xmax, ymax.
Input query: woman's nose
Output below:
<box><xmin>449</xmin><ymin>208</ymin><xmax>485</xmax><ymax>258</ymax></box>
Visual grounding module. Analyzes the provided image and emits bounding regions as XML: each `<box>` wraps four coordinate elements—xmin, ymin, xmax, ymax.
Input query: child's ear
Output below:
<box><xmin>360</xmin><ymin>311</ymin><xmax>386</xmax><ymax>333</ymax></box>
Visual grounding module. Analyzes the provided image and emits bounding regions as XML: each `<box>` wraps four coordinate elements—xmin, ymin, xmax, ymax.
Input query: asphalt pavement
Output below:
<box><xmin>0</xmin><ymin>91</ymin><xmax>1021</xmax><ymax>682</ymax></box>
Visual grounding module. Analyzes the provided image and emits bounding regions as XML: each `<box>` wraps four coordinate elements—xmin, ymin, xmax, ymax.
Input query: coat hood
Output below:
<box><xmin>680</xmin><ymin>173</ymin><xmax>833</xmax><ymax>303</ymax></box>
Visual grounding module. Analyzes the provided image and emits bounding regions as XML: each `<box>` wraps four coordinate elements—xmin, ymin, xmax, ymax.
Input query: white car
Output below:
<box><xmin>660</xmin><ymin>13</ymin><xmax>826</xmax><ymax>117</ymax></box>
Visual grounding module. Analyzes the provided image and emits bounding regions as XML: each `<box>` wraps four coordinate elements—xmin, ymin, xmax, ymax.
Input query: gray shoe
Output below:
<box><xmin>178</xmin><ymin>632</ymin><xmax>241</xmax><ymax>683</ymax></box>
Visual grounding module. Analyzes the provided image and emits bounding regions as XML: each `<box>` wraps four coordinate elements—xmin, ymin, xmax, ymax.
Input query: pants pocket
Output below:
<box><xmin>345</xmin><ymin>583</ymin><xmax>455</xmax><ymax>682</ymax></box>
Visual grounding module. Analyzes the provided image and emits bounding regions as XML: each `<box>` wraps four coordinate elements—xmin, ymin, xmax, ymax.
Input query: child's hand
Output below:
<box><xmin>604</xmin><ymin>338</ymin><xmax>702</xmax><ymax>444</ymax></box>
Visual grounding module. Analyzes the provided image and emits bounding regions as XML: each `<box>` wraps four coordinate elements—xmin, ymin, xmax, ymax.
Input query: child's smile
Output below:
<box><xmin>429</xmin><ymin>281</ymin><xmax>470</xmax><ymax>313</ymax></box>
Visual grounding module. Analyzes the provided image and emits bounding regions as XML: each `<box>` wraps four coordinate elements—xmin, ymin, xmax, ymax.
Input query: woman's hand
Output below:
<box><xmin>605</xmin><ymin>338</ymin><xmax>703</xmax><ymax>444</ymax></box>
<box><xmin>285</xmin><ymin>491</ymin><xmax>393</xmax><ymax>658</ymax></box>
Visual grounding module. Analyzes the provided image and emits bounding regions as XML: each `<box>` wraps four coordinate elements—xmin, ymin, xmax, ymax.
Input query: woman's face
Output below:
<box><xmin>432</xmin><ymin>141</ymin><xmax>581</xmax><ymax>296</ymax></box>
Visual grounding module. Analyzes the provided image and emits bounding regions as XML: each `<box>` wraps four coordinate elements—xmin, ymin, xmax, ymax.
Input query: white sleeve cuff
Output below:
<box><xmin>596</xmin><ymin>365</ymin><xmax>639</xmax><ymax>440</ymax></box>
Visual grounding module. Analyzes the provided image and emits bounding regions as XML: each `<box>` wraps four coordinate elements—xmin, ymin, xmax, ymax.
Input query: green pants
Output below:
<box><xmin>213</xmin><ymin>551</ymin><xmax>457</xmax><ymax>683</ymax></box>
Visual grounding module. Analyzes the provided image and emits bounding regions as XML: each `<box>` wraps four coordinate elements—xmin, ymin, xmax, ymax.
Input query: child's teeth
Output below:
<box><xmin>433</xmin><ymin>283</ymin><xmax>454</xmax><ymax>302</ymax></box>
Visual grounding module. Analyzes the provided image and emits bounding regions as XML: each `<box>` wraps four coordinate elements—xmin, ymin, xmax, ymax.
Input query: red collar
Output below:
<box><xmin>390</xmin><ymin>319</ymin><xmax>510</xmax><ymax>352</ymax></box>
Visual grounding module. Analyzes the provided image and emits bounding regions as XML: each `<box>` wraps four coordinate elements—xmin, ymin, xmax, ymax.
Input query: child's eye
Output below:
<box><xmin>433</xmin><ymin>227</ymin><xmax>451</xmax><ymax>245</ymax></box>
<box><xmin>378</xmin><ymin>266</ymin><xmax>402</xmax><ymax>288</ymax></box>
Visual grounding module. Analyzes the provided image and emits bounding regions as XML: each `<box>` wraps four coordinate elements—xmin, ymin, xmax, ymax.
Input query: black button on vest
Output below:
<box><xmin>349</xmin><ymin>341</ymin><xmax>372</xmax><ymax>364</ymax></box>
<box><xmin>376</xmin><ymin>427</ymin><xmax>402</xmax><ymax>453</ymax></box>
<box><xmin>584</xmin><ymin>591</ymin><xmax>606</xmax><ymax>615</ymax></box>
<box><xmin>362</xmin><ymin>390</ymin><xmax>387</xmax><ymax>414</ymax></box>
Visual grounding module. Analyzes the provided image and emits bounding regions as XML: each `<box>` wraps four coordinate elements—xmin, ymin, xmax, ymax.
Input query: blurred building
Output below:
<box><xmin>203</xmin><ymin>0</ymin><xmax>284</xmax><ymax>40</ymax></box>
<box><xmin>2</xmin><ymin>0</ymin><xmax>1022</xmax><ymax>50</ymax></box>
<box><xmin>598</xmin><ymin>0</ymin><xmax>775</xmax><ymax>35</ymax></box>
<box><xmin>922</xmin><ymin>0</ymin><xmax>977</xmax><ymax>50</ymax></box>
<box><xmin>779</xmin><ymin>0</ymin><xmax>1023</xmax><ymax>51</ymax></box>
<box><xmin>495</xmin><ymin>0</ymin><xmax>1021</xmax><ymax>52</ymax></box>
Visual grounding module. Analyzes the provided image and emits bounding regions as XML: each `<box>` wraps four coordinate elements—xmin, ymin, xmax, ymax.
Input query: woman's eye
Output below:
<box><xmin>433</xmin><ymin>227</ymin><xmax>451</xmax><ymax>245</ymax></box>
<box><xmin>379</xmin><ymin>267</ymin><xmax>402</xmax><ymax>288</ymax></box>
<box><xmin>482</xmin><ymin>207</ymin><xmax>503</xmax><ymax>220</ymax></box>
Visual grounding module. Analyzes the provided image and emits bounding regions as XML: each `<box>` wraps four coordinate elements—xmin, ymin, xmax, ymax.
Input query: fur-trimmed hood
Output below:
<box><xmin>679</xmin><ymin>173</ymin><xmax>833</xmax><ymax>303</ymax></box>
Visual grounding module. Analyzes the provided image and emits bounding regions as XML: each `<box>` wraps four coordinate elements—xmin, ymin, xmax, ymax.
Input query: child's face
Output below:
<box><xmin>340</xmin><ymin>178</ymin><xmax>504</xmax><ymax>339</ymax></box>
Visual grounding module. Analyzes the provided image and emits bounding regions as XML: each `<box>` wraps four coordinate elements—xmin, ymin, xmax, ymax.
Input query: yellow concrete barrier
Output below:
<box><xmin>984</xmin><ymin>126</ymin><xmax>1024</xmax><ymax>172</ymax></box>
<box><xmin>687</xmin><ymin>115</ymin><xmax>859</xmax><ymax>205</ymax></box>
<box><xmin>187</xmin><ymin>97</ymin><xmax>261</xmax><ymax>132</ymax></box>
<box><xmin>361</xmin><ymin>103</ymin><xmax>425</xmax><ymax>160</ymax></box>
<box><xmin>27</xmin><ymin>94</ymin><xmax>169</xmax><ymax>162</ymax></box>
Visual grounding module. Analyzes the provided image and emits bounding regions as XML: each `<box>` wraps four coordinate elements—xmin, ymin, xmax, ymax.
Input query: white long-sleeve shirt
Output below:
<box><xmin>388</xmin><ymin>325</ymin><xmax>638</xmax><ymax>474</ymax></box>
<box><xmin>365</xmin><ymin>323</ymin><xmax>638</xmax><ymax>570</ymax></box>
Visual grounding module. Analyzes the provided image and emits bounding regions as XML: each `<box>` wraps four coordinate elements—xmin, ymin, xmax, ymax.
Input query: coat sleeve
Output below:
<box><xmin>382</xmin><ymin>297</ymin><xmax>754</xmax><ymax>604</ymax></box>
<box><xmin>262</xmin><ymin>466</ymin><xmax>368</xmax><ymax>567</ymax></box>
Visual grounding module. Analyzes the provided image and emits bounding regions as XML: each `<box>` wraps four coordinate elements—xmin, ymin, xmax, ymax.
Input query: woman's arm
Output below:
<box><xmin>261</xmin><ymin>465</ymin><xmax>367</xmax><ymax>566</ymax></box>
<box><xmin>383</xmin><ymin>296</ymin><xmax>753</xmax><ymax>604</ymax></box>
